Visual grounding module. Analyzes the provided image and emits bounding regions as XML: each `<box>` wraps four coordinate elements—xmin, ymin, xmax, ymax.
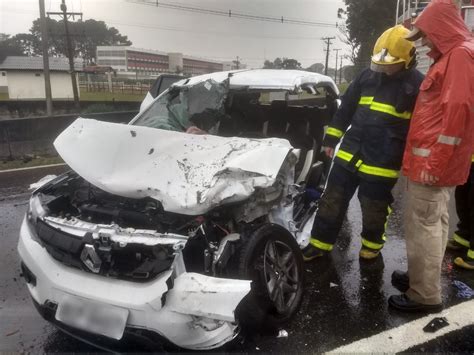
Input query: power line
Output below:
<box><xmin>101</xmin><ymin>17</ymin><xmax>336</xmax><ymax>41</ymax></box>
<box><xmin>127</xmin><ymin>0</ymin><xmax>338</xmax><ymax>28</ymax></box>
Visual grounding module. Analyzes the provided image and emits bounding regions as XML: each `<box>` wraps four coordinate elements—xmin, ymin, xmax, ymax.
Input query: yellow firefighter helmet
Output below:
<box><xmin>371</xmin><ymin>25</ymin><xmax>417</xmax><ymax>74</ymax></box>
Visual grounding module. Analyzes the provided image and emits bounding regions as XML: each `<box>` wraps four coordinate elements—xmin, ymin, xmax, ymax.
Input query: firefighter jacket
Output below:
<box><xmin>402</xmin><ymin>0</ymin><xmax>474</xmax><ymax>186</ymax></box>
<box><xmin>323</xmin><ymin>67</ymin><xmax>424</xmax><ymax>182</ymax></box>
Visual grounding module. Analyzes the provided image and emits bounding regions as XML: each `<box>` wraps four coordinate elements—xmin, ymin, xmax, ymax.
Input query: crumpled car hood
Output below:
<box><xmin>54</xmin><ymin>118</ymin><xmax>293</xmax><ymax>215</ymax></box>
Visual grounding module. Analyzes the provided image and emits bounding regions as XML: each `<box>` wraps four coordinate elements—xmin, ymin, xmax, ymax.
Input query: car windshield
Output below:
<box><xmin>133</xmin><ymin>79</ymin><xmax>228</xmax><ymax>132</ymax></box>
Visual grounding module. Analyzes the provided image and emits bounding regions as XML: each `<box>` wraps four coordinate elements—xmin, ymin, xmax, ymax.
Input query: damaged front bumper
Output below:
<box><xmin>18</xmin><ymin>217</ymin><xmax>250</xmax><ymax>350</ymax></box>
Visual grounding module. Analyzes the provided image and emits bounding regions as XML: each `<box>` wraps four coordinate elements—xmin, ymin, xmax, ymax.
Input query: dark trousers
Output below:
<box><xmin>310</xmin><ymin>163</ymin><xmax>396</xmax><ymax>251</ymax></box>
<box><xmin>454</xmin><ymin>166</ymin><xmax>474</xmax><ymax>259</ymax></box>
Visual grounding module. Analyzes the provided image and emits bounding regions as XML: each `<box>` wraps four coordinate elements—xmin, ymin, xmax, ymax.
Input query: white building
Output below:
<box><xmin>96</xmin><ymin>46</ymin><xmax>225</xmax><ymax>77</ymax></box>
<box><xmin>0</xmin><ymin>56</ymin><xmax>82</xmax><ymax>100</ymax></box>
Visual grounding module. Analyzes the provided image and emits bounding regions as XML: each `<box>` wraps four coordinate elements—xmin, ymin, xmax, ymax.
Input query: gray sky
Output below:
<box><xmin>1</xmin><ymin>0</ymin><xmax>348</xmax><ymax>68</ymax></box>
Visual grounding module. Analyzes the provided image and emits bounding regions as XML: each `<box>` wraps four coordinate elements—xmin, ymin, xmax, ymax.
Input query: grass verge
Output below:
<box><xmin>1</xmin><ymin>155</ymin><xmax>64</xmax><ymax>171</ymax></box>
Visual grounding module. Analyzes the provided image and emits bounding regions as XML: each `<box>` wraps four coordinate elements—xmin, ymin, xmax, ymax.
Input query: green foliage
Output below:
<box><xmin>341</xmin><ymin>0</ymin><xmax>398</xmax><ymax>71</ymax></box>
<box><xmin>0</xmin><ymin>34</ymin><xmax>28</xmax><ymax>61</ymax></box>
<box><xmin>81</xmin><ymin>103</ymin><xmax>117</xmax><ymax>114</ymax></box>
<box><xmin>28</xmin><ymin>18</ymin><xmax>132</xmax><ymax>63</ymax></box>
<box><xmin>1</xmin><ymin>19</ymin><xmax>132</xmax><ymax>64</ymax></box>
<box><xmin>342</xmin><ymin>65</ymin><xmax>357</xmax><ymax>82</ymax></box>
<box><xmin>306</xmin><ymin>63</ymin><xmax>325</xmax><ymax>74</ymax></box>
<box><xmin>263</xmin><ymin>57</ymin><xmax>302</xmax><ymax>69</ymax></box>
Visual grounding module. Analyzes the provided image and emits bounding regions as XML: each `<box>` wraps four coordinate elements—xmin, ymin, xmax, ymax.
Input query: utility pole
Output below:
<box><xmin>234</xmin><ymin>56</ymin><xmax>241</xmax><ymax>70</ymax></box>
<box><xmin>339</xmin><ymin>58</ymin><xmax>343</xmax><ymax>84</ymax></box>
<box><xmin>48</xmin><ymin>0</ymin><xmax>82</xmax><ymax>111</ymax></box>
<box><xmin>39</xmin><ymin>0</ymin><xmax>53</xmax><ymax>116</ymax></box>
<box><xmin>333</xmin><ymin>48</ymin><xmax>341</xmax><ymax>83</ymax></box>
<box><xmin>322</xmin><ymin>37</ymin><xmax>336</xmax><ymax>76</ymax></box>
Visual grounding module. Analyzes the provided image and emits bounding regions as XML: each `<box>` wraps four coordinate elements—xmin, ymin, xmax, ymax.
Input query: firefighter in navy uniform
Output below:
<box><xmin>303</xmin><ymin>25</ymin><xmax>424</xmax><ymax>261</ymax></box>
<box><xmin>447</xmin><ymin>157</ymin><xmax>474</xmax><ymax>269</ymax></box>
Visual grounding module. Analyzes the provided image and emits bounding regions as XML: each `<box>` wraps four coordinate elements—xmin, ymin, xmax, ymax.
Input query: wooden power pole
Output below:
<box><xmin>333</xmin><ymin>48</ymin><xmax>341</xmax><ymax>83</ymax></box>
<box><xmin>48</xmin><ymin>0</ymin><xmax>82</xmax><ymax>111</ymax></box>
<box><xmin>39</xmin><ymin>0</ymin><xmax>53</xmax><ymax>116</ymax></box>
<box><xmin>322</xmin><ymin>37</ymin><xmax>336</xmax><ymax>76</ymax></box>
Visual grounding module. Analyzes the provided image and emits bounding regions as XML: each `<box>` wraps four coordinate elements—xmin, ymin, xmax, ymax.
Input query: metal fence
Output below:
<box><xmin>79</xmin><ymin>73</ymin><xmax>153</xmax><ymax>94</ymax></box>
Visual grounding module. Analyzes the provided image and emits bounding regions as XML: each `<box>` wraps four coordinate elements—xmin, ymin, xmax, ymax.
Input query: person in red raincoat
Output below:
<box><xmin>389</xmin><ymin>0</ymin><xmax>474</xmax><ymax>313</ymax></box>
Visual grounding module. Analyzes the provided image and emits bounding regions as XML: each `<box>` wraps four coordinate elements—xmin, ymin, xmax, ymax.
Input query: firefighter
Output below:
<box><xmin>303</xmin><ymin>25</ymin><xmax>424</xmax><ymax>261</ymax></box>
<box><xmin>448</xmin><ymin>159</ymin><xmax>474</xmax><ymax>270</ymax></box>
<box><xmin>447</xmin><ymin>157</ymin><xmax>474</xmax><ymax>269</ymax></box>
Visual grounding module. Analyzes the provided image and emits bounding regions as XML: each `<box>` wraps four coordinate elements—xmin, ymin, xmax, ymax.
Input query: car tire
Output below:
<box><xmin>236</xmin><ymin>224</ymin><xmax>304</xmax><ymax>332</ymax></box>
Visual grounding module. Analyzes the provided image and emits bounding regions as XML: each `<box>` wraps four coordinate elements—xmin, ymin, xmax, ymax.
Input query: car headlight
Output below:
<box><xmin>27</xmin><ymin>195</ymin><xmax>47</xmax><ymax>227</ymax></box>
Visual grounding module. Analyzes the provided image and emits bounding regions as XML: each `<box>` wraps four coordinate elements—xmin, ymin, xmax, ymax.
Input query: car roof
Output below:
<box><xmin>173</xmin><ymin>69</ymin><xmax>339</xmax><ymax>94</ymax></box>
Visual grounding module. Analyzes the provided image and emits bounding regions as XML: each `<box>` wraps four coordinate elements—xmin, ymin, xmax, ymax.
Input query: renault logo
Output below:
<box><xmin>80</xmin><ymin>244</ymin><xmax>102</xmax><ymax>273</ymax></box>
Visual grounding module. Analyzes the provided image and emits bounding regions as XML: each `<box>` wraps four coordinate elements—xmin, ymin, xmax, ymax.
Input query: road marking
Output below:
<box><xmin>0</xmin><ymin>163</ymin><xmax>66</xmax><ymax>174</ymax></box>
<box><xmin>327</xmin><ymin>299</ymin><xmax>474</xmax><ymax>353</ymax></box>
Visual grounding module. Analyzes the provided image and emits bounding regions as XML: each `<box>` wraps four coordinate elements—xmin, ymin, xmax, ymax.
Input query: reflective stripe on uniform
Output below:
<box><xmin>359</xmin><ymin>96</ymin><xmax>374</xmax><ymax>105</ymax></box>
<box><xmin>336</xmin><ymin>149</ymin><xmax>363</xmax><ymax>166</ymax></box>
<box><xmin>359</xmin><ymin>164</ymin><xmax>399</xmax><ymax>178</ymax></box>
<box><xmin>454</xmin><ymin>232</ymin><xmax>470</xmax><ymax>248</ymax></box>
<box><xmin>358</xmin><ymin>96</ymin><xmax>411</xmax><ymax>119</ymax></box>
<box><xmin>336</xmin><ymin>149</ymin><xmax>354</xmax><ymax>162</ymax></box>
<box><xmin>468</xmin><ymin>249</ymin><xmax>474</xmax><ymax>259</ymax></box>
<box><xmin>471</xmin><ymin>154</ymin><xmax>474</xmax><ymax>162</ymax></box>
<box><xmin>336</xmin><ymin>149</ymin><xmax>399</xmax><ymax>178</ymax></box>
<box><xmin>326</xmin><ymin>127</ymin><xmax>344</xmax><ymax>139</ymax></box>
<box><xmin>361</xmin><ymin>238</ymin><xmax>384</xmax><ymax>250</ymax></box>
<box><xmin>309</xmin><ymin>238</ymin><xmax>333</xmax><ymax>251</ymax></box>
<box><xmin>412</xmin><ymin>147</ymin><xmax>431</xmax><ymax>157</ymax></box>
<box><xmin>369</xmin><ymin>102</ymin><xmax>412</xmax><ymax>119</ymax></box>
<box><xmin>438</xmin><ymin>135</ymin><xmax>462</xmax><ymax>145</ymax></box>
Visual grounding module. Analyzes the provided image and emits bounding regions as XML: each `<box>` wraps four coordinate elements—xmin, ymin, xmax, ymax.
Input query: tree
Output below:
<box><xmin>262</xmin><ymin>57</ymin><xmax>300</xmax><ymax>70</ymax></box>
<box><xmin>339</xmin><ymin>0</ymin><xmax>398</xmax><ymax>71</ymax></box>
<box><xmin>342</xmin><ymin>65</ymin><xmax>357</xmax><ymax>82</ymax></box>
<box><xmin>306</xmin><ymin>63</ymin><xmax>325</xmax><ymax>74</ymax></box>
<box><xmin>26</xmin><ymin>18</ymin><xmax>132</xmax><ymax>63</ymax></box>
<box><xmin>281</xmin><ymin>58</ymin><xmax>301</xmax><ymax>69</ymax></box>
<box><xmin>338</xmin><ymin>24</ymin><xmax>358</xmax><ymax>65</ymax></box>
<box><xmin>0</xmin><ymin>34</ymin><xmax>28</xmax><ymax>61</ymax></box>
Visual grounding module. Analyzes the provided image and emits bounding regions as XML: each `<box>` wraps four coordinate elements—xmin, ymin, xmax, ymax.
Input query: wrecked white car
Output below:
<box><xmin>18</xmin><ymin>69</ymin><xmax>339</xmax><ymax>350</ymax></box>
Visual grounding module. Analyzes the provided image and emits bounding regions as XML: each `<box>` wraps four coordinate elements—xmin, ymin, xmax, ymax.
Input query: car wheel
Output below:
<box><xmin>236</xmin><ymin>224</ymin><xmax>304</xmax><ymax>330</ymax></box>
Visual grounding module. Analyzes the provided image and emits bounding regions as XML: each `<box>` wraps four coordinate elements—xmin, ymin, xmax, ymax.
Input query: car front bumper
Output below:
<box><xmin>18</xmin><ymin>217</ymin><xmax>251</xmax><ymax>350</ymax></box>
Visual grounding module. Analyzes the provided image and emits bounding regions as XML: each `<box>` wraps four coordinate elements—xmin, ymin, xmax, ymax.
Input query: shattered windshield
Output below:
<box><xmin>133</xmin><ymin>79</ymin><xmax>228</xmax><ymax>132</ymax></box>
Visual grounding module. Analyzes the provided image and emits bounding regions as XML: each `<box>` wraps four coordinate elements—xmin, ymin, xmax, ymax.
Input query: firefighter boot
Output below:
<box><xmin>454</xmin><ymin>256</ymin><xmax>474</xmax><ymax>270</ymax></box>
<box><xmin>302</xmin><ymin>244</ymin><xmax>326</xmax><ymax>261</ymax></box>
<box><xmin>446</xmin><ymin>239</ymin><xmax>465</xmax><ymax>251</ymax></box>
<box><xmin>359</xmin><ymin>247</ymin><xmax>380</xmax><ymax>260</ymax></box>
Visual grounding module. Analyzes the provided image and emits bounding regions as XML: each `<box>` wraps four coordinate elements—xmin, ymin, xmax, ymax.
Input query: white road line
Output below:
<box><xmin>0</xmin><ymin>163</ymin><xmax>66</xmax><ymax>174</ymax></box>
<box><xmin>327</xmin><ymin>299</ymin><xmax>474</xmax><ymax>353</ymax></box>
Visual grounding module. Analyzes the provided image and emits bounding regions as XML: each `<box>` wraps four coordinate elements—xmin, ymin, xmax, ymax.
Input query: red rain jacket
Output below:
<box><xmin>402</xmin><ymin>0</ymin><xmax>474</xmax><ymax>186</ymax></box>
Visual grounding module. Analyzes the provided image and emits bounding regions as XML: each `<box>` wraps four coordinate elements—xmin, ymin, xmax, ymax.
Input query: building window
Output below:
<box><xmin>35</xmin><ymin>73</ymin><xmax>41</xmax><ymax>77</ymax></box>
<box><xmin>1</xmin><ymin>72</ymin><xmax>5</xmax><ymax>76</ymax></box>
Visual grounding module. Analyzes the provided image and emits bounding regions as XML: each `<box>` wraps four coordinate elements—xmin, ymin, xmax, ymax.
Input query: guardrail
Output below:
<box><xmin>0</xmin><ymin>111</ymin><xmax>138</xmax><ymax>159</ymax></box>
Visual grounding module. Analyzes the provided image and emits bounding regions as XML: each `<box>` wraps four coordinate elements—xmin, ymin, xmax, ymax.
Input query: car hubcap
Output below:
<box><xmin>263</xmin><ymin>240</ymin><xmax>299</xmax><ymax>314</ymax></box>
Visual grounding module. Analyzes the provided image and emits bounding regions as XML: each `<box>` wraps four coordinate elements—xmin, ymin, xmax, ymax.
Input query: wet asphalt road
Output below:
<box><xmin>1</xmin><ymin>166</ymin><xmax>473</xmax><ymax>353</ymax></box>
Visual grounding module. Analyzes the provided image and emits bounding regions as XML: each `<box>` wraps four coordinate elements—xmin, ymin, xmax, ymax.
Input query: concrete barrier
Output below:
<box><xmin>0</xmin><ymin>111</ymin><xmax>138</xmax><ymax>159</ymax></box>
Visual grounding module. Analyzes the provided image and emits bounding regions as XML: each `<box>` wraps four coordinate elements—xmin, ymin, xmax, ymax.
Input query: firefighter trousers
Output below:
<box><xmin>310</xmin><ymin>162</ymin><xmax>396</xmax><ymax>252</ymax></box>
<box><xmin>454</xmin><ymin>166</ymin><xmax>474</xmax><ymax>260</ymax></box>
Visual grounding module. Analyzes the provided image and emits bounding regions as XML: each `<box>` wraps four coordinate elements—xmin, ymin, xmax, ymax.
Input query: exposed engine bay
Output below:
<box><xmin>29</xmin><ymin>170</ymin><xmax>292</xmax><ymax>283</ymax></box>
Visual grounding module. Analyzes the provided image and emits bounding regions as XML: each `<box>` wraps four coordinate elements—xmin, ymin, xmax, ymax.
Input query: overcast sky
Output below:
<box><xmin>1</xmin><ymin>0</ymin><xmax>348</xmax><ymax>68</ymax></box>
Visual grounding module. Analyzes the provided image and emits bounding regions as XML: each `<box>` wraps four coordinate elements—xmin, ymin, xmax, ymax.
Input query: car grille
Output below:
<box><xmin>34</xmin><ymin>218</ymin><xmax>174</xmax><ymax>282</ymax></box>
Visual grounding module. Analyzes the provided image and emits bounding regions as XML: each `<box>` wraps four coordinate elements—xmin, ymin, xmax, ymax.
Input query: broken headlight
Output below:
<box><xmin>27</xmin><ymin>194</ymin><xmax>48</xmax><ymax>227</ymax></box>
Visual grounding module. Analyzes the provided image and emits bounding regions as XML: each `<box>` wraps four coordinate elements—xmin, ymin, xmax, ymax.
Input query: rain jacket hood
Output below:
<box><xmin>414</xmin><ymin>0</ymin><xmax>472</xmax><ymax>58</ymax></box>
